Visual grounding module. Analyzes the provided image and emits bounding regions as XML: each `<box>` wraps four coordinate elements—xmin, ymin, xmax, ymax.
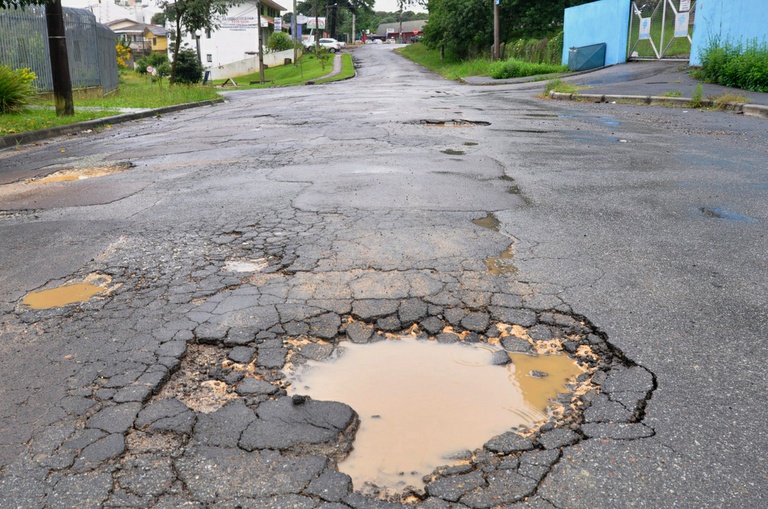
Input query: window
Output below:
<box><xmin>206</xmin><ymin>29</ymin><xmax>211</xmax><ymax>39</ymax></box>
<box><xmin>206</xmin><ymin>54</ymin><xmax>212</xmax><ymax>63</ymax></box>
<box><xmin>153</xmin><ymin>37</ymin><xmax>157</xmax><ymax>46</ymax></box>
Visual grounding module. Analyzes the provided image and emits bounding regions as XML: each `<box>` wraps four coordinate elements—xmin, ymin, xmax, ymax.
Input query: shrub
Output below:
<box><xmin>173</xmin><ymin>46</ymin><xmax>204</xmax><ymax>84</ymax></box>
<box><xmin>697</xmin><ymin>37</ymin><xmax>768</xmax><ymax>92</ymax></box>
<box><xmin>135</xmin><ymin>52</ymin><xmax>170</xmax><ymax>74</ymax></box>
<box><xmin>0</xmin><ymin>65</ymin><xmax>37</xmax><ymax>113</ymax></box>
<box><xmin>490</xmin><ymin>58</ymin><xmax>566</xmax><ymax>79</ymax></box>
<box><xmin>268</xmin><ymin>31</ymin><xmax>293</xmax><ymax>52</ymax></box>
<box><xmin>505</xmin><ymin>32</ymin><xmax>564</xmax><ymax>65</ymax></box>
<box><xmin>116</xmin><ymin>42</ymin><xmax>131</xmax><ymax>69</ymax></box>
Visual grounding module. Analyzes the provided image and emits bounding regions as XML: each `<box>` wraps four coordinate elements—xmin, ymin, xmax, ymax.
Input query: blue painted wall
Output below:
<box><xmin>690</xmin><ymin>0</ymin><xmax>768</xmax><ymax>65</ymax></box>
<box><xmin>563</xmin><ymin>0</ymin><xmax>631</xmax><ymax>67</ymax></box>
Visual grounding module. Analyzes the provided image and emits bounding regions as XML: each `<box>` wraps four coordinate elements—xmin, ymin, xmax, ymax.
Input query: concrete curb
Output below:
<box><xmin>548</xmin><ymin>91</ymin><xmax>768</xmax><ymax>119</ymax></box>
<box><xmin>0</xmin><ymin>98</ymin><xmax>225</xmax><ymax>151</ymax></box>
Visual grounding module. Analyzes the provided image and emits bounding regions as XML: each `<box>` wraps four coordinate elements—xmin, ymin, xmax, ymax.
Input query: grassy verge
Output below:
<box><xmin>316</xmin><ymin>54</ymin><xmax>355</xmax><ymax>83</ymax></box>
<box><xmin>1</xmin><ymin>108</ymin><xmax>121</xmax><ymax>137</ymax></box>
<box><xmin>399</xmin><ymin>43</ymin><xmax>567</xmax><ymax>81</ymax></box>
<box><xmin>543</xmin><ymin>78</ymin><xmax>587</xmax><ymax>96</ymax></box>
<box><xmin>213</xmin><ymin>53</ymin><xmax>344</xmax><ymax>89</ymax></box>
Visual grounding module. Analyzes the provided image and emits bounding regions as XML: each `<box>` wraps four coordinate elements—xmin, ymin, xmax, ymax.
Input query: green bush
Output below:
<box><xmin>268</xmin><ymin>31</ymin><xmax>293</xmax><ymax>52</ymax></box>
<box><xmin>0</xmin><ymin>65</ymin><xmax>37</xmax><ymax>113</ymax></box>
<box><xmin>697</xmin><ymin>37</ymin><xmax>768</xmax><ymax>92</ymax></box>
<box><xmin>489</xmin><ymin>58</ymin><xmax>566</xmax><ymax>79</ymax></box>
<box><xmin>505</xmin><ymin>31</ymin><xmax>564</xmax><ymax>65</ymax></box>
<box><xmin>173</xmin><ymin>46</ymin><xmax>204</xmax><ymax>84</ymax></box>
<box><xmin>135</xmin><ymin>52</ymin><xmax>170</xmax><ymax>74</ymax></box>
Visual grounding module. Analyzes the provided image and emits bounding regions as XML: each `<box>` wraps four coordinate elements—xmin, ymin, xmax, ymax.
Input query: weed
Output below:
<box><xmin>489</xmin><ymin>58</ymin><xmax>566</xmax><ymax>80</ymax></box>
<box><xmin>659</xmin><ymin>90</ymin><xmax>682</xmax><ymax>97</ymax></box>
<box><xmin>697</xmin><ymin>36</ymin><xmax>768</xmax><ymax>92</ymax></box>
<box><xmin>543</xmin><ymin>78</ymin><xmax>584</xmax><ymax>95</ymax></box>
<box><xmin>712</xmin><ymin>92</ymin><xmax>748</xmax><ymax>109</ymax></box>
<box><xmin>690</xmin><ymin>83</ymin><xmax>704</xmax><ymax>108</ymax></box>
<box><xmin>0</xmin><ymin>65</ymin><xmax>37</xmax><ymax>113</ymax></box>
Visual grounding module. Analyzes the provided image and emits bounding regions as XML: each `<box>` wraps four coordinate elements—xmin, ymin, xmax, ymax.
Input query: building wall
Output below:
<box><xmin>212</xmin><ymin>48</ymin><xmax>296</xmax><ymax>80</ymax></box>
<box><xmin>176</xmin><ymin>1</ymin><xmax>284</xmax><ymax>73</ymax></box>
<box><xmin>690</xmin><ymin>0</ymin><xmax>768</xmax><ymax>65</ymax></box>
<box><xmin>562</xmin><ymin>0</ymin><xmax>630</xmax><ymax>66</ymax></box>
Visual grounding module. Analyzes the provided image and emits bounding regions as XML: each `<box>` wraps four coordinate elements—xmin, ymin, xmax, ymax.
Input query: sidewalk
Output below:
<box><xmin>466</xmin><ymin>60</ymin><xmax>768</xmax><ymax>118</ymax></box>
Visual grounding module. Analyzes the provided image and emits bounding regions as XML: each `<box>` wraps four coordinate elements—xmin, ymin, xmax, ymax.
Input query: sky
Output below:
<box><xmin>375</xmin><ymin>0</ymin><xmax>428</xmax><ymax>14</ymax></box>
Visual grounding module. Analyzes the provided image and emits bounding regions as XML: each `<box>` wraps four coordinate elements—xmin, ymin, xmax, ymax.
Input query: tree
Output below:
<box><xmin>160</xmin><ymin>0</ymin><xmax>240</xmax><ymax>84</ymax></box>
<box><xmin>2</xmin><ymin>0</ymin><xmax>74</xmax><ymax>116</ymax></box>
<box><xmin>151</xmin><ymin>12</ymin><xmax>167</xmax><ymax>25</ymax></box>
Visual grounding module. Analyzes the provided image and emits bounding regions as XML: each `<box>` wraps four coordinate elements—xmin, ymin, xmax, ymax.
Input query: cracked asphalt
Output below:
<box><xmin>0</xmin><ymin>45</ymin><xmax>766</xmax><ymax>508</ymax></box>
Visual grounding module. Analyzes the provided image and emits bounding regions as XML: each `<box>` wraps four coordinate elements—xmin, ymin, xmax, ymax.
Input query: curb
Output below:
<box><xmin>0</xmin><ymin>98</ymin><xmax>225</xmax><ymax>150</ymax></box>
<box><xmin>548</xmin><ymin>91</ymin><xmax>768</xmax><ymax>119</ymax></box>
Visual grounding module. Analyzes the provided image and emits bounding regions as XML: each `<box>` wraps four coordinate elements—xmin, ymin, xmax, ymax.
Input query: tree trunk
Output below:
<box><xmin>45</xmin><ymin>0</ymin><xmax>74</xmax><ymax>116</ymax></box>
<box><xmin>171</xmin><ymin>17</ymin><xmax>184</xmax><ymax>84</ymax></box>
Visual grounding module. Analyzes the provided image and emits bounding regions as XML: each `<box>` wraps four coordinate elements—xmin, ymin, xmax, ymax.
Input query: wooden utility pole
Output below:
<box><xmin>256</xmin><ymin>0</ymin><xmax>265</xmax><ymax>83</ymax></box>
<box><xmin>45</xmin><ymin>0</ymin><xmax>74</xmax><ymax>116</ymax></box>
<box><xmin>493</xmin><ymin>0</ymin><xmax>500</xmax><ymax>61</ymax></box>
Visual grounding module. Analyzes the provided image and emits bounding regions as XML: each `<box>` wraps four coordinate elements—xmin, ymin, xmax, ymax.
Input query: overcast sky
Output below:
<box><xmin>374</xmin><ymin>0</ymin><xmax>428</xmax><ymax>14</ymax></box>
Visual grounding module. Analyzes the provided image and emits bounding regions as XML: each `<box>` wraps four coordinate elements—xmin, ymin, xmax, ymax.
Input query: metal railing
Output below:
<box><xmin>0</xmin><ymin>6</ymin><xmax>118</xmax><ymax>93</ymax></box>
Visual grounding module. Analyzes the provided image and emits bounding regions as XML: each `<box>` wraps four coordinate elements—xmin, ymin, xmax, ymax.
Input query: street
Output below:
<box><xmin>0</xmin><ymin>45</ymin><xmax>766</xmax><ymax>508</ymax></box>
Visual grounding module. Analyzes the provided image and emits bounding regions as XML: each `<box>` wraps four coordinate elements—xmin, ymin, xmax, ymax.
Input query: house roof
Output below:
<box><xmin>375</xmin><ymin>20</ymin><xmax>428</xmax><ymax>37</ymax></box>
<box><xmin>144</xmin><ymin>24</ymin><xmax>167</xmax><ymax>37</ymax></box>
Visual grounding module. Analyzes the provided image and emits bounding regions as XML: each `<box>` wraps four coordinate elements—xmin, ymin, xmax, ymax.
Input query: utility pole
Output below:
<box><xmin>293</xmin><ymin>0</ymin><xmax>298</xmax><ymax>65</ymax></box>
<box><xmin>45</xmin><ymin>0</ymin><xmax>74</xmax><ymax>116</ymax></box>
<box><xmin>256</xmin><ymin>0</ymin><xmax>265</xmax><ymax>83</ymax></box>
<box><xmin>493</xmin><ymin>0</ymin><xmax>500</xmax><ymax>61</ymax></box>
<box><xmin>314</xmin><ymin>0</ymin><xmax>319</xmax><ymax>54</ymax></box>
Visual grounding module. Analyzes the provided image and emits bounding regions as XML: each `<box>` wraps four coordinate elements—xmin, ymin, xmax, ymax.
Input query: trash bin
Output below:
<box><xmin>568</xmin><ymin>43</ymin><xmax>606</xmax><ymax>71</ymax></box>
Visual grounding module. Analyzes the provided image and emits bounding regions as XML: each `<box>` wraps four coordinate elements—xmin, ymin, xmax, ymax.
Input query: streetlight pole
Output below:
<box><xmin>493</xmin><ymin>0</ymin><xmax>500</xmax><ymax>61</ymax></box>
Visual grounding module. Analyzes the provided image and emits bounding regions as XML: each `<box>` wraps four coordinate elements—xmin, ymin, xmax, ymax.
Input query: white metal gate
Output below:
<box><xmin>628</xmin><ymin>0</ymin><xmax>696</xmax><ymax>60</ymax></box>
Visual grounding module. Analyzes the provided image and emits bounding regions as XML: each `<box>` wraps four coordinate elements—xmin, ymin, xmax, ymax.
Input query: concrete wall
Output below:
<box><xmin>210</xmin><ymin>49</ymin><xmax>296</xmax><ymax>80</ymax></box>
<box><xmin>563</xmin><ymin>0</ymin><xmax>631</xmax><ymax>67</ymax></box>
<box><xmin>690</xmin><ymin>0</ymin><xmax>768</xmax><ymax>65</ymax></box>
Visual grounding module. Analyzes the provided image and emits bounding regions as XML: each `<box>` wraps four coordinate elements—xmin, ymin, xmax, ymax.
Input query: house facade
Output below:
<box><xmin>375</xmin><ymin>20</ymin><xmax>428</xmax><ymax>44</ymax></box>
<box><xmin>176</xmin><ymin>0</ymin><xmax>286</xmax><ymax>79</ymax></box>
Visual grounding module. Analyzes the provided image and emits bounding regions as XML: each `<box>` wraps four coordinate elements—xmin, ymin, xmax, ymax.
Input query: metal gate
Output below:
<box><xmin>628</xmin><ymin>0</ymin><xmax>696</xmax><ymax>60</ymax></box>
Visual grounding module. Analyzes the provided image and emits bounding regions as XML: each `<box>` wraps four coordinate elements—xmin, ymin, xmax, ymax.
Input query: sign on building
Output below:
<box><xmin>274</xmin><ymin>18</ymin><xmax>282</xmax><ymax>31</ymax></box>
<box><xmin>220</xmin><ymin>16</ymin><xmax>258</xmax><ymax>31</ymax></box>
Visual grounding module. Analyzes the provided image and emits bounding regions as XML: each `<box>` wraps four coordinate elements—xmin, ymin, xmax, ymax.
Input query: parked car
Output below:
<box><xmin>318</xmin><ymin>38</ymin><xmax>343</xmax><ymax>52</ymax></box>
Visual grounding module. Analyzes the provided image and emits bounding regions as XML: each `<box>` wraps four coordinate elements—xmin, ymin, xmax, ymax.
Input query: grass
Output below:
<box><xmin>212</xmin><ymin>52</ymin><xmax>346</xmax><ymax>89</ymax></box>
<box><xmin>543</xmin><ymin>78</ymin><xmax>586</xmax><ymax>95</ymax></box>
<box><xmin>1</xmin><ymin>108</ymin><xmax>121</xmax><ymax>137</ymax></box>
<box><xmin>399</xmin><ymin>43</ymin><xmax>568</xmax><ymax>81</ymax></box>
<box><xmin>712</xmin><ymin>92</ymin><xmax>748</xmax><ymax>109</ymax></box>
<box><xmin>695</xmin><ymin>37</ymin><xmax>768</xmax><ymax>92</ymax></box>
<box><xmin>659</xmin><ymin>90</ymin><xmax>682</xmax><ymax>97</ymax></box>
<box><xmin>316</xmin><ymin>54</ymin><xmax>355</xmax><ymax>83</ymax></box>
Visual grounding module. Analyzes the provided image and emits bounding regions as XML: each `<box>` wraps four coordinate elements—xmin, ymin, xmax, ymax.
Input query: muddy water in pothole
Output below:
<box><xmin>472</xmin><ymin>212</ymin><xmax>500</xmax><ymax>231</ymax></box>
<box><xmin>485</xmin><ymin>244</ymin><xmax>518</xmax><ymax>275</ymax></box>
<box><xmin>22</xmin><ymin>282</ymin><xmax>106</xmax><ymax>309</ymax></box>
<box><xmin>286</xmin><ymin>339</ymin><xmax>582</xmax><ymax>492</ymax></box>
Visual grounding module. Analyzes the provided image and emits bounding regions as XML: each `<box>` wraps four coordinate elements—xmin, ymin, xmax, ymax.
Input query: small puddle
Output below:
<box><xmin>472</xmin><ymin>212</ymin><xmax>500</xmax><ymax>231</ymax></box>
<box><xmin>28</xmin><ymin>162</ymin><xmax>133</xmax><ymax>184</ymax></box>
<box><xmin>286</xmin><ymin>340</ymin><xmax>582</xmax><ymax>492</ymax></box>
<box><xmin>700</xmin><ymin>207</ymin><xmax>758</xmax><ymax>223</ymax></box>
<box><xmin>21</xmin><ymin>275</ymin><xmax>113</xmax><ymax>309</ymax></box>
<box><xmin>486</xmin><ymin>244</ymin><xmax>518</xmax><ymax>275</ymax></box>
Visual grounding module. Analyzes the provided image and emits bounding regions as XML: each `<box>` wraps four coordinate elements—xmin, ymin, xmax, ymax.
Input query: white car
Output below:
<box><xmin>318</xmin><ymin>38</ymin><xmax>343</xmax><ymax>52</ymax></box>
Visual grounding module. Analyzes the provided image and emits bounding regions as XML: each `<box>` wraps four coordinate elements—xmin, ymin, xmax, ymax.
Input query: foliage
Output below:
<box><xmin>712</xmin><ymin>92</ymin><xmax>748</xmax><ymax>109</ymax></box>
<box><xmin>316</xmin><ymin>47</ymin><xmax>332</xmax><ymax>71</ymax></box>
<box><xmin>135</xmin><ymin>52</ymin><xmax>170</xmax><ymax>75</ymax></box>
<box><xmin>690</xmin><ymin>83</ymin><xmax>703</xmax><ymax>108</ymax></box>
<box><xmin>151</xmin><ymin>12</ymin><xmax>167</xmax><ymax>25</ymax></box>
<box><xmin>268</xmin><ymin>31</ymin><xmax>294</xmax><ymax>52</ymax></box>
<box><xmin>506</xmin><ymin>33</ymin><xmax>563</xmax><ymax>65</ymax></box>
<box><xmin>0</xmin><ymin>65</ymin><xmax>37</xmax><ymax>113</ymax></box>
<box><xmin>423</xmin><ymin>0</ymin><xmax>590</xmax><ymax>59</ymax></box>
<box><xmin>489</xmin><ymin>58</ymin><xmax>566</xmax><ymax>79</ymax></box>
<box><xmin>316</xmin><ymin>54</ymin><xmax>355</xmax><ymax>82</ymax></box>
<box><xmin>543</xmin><ymin>78</ymin><xmax>583</xmax><ymax>95</ymax></box>
<box><xmin>116</xmin><ymin>42</ymin><xmax>131</xmax><ymax>69</ymax></box>
<box><xmin>160</xmin><ymin>0</ymin><xmax>238</xmax><ymax>84</ymax></box>
<box><xmin>696</xmin><ymin>37</ymin><xmax>768</xmax><ymax>92</ymax></box>
<box><xmin>173</xmin><ymin>46</ymin><xmax>204</xmax><ymax>84</ymax></box>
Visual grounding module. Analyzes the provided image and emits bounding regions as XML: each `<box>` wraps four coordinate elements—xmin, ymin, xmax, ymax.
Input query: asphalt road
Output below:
<box><xmin>0</xmin><ymin>45</ymin><xmax>765</xmax><ymax>508</ymax></box>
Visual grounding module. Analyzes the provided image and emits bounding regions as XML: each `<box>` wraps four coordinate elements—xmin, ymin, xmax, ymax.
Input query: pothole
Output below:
<box><xmin>409</xmin><ymin>119</ymin><xmax>492</xmax><ymax>127</ymax></box>
<box><xmin>441</xmin><ymin>149</ymin><xmax>465</xmax><ymax>155</ymax></box>
<box><xmin>223</xmin><ymin>258</ymin><xmax>269</xmax><ymax>273</ymax></box>
<box><xmin>485</xmin><ymin>244</ymin><xmax>519</xmax><ymax>275</ymax></box>
<box><xmin>26</xmin><ymin>161</ymin><xmax>134</xmax><ymax>184</ymax></box>
<box><xmin>472</xmin><ymin>212</ymin><xmax>500</xmax><ymax>232</ymax></box>
<box><xmin>20</xmin><ymin>273</ymin><xmax>117</xmax><ymax>310</ymax></box>
<box><xmin>285</xmin><ymin>338</ymin><xmax>586</xmax><ymax>493</ymax></box>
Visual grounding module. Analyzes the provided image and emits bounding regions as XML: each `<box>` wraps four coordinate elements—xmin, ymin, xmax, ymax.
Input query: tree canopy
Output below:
<box><xmin>422</xmin><ymin>0</ymin><xmax>591</xmax><ymax>59</ymax></box>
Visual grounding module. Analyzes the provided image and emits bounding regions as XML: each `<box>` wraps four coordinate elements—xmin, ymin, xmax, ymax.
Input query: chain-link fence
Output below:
<box><xmin>0</xmin><ymin>6</ymin><xmax>118</xmax><ymax>93</ymax></box>
<box><xmin>628</xmin><ymin>0</ymin><xmax>696</xmax><ymax>60</ymax></box>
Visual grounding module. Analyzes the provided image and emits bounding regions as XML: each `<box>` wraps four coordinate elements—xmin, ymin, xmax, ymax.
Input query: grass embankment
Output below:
<box><xmin>213</xmin><ymin>53</ymin><xmax>353</xmax><ymax>89</ymax></box>
<box><xmin>2</xmin><ymin>53</ymin><xmax>354</xmax><ymax>137</ymax></box>
<box><xmin>1</xmin><ymin>72</ymin><xmax>219</xmax><ymax>137</ymax></box>
<box><xmin>398</xmin><ymin>43</ymin><xmax>566</xmax><ymax>81</ymax></box>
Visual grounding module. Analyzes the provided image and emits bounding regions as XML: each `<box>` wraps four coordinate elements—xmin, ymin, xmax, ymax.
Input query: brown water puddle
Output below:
<box><xmin>21</xmin><ymin>274</ymin><xmax>114</xmax><ymax>309</ymax></box>
<box><xmin>285</xmin><ymin>339</ymin><xmax>583</xmax><ymax>492</ymax></box>
<box><xmin>28</xmin><ymin>162</ymin><xmax>133</xmax><ymax>185</ymax></box>
<box><xmin>472</xmin><ymin>212</ymin><xmax>500</xmax><ymax>231</ymax></box>
<box><xmin>485</xmin><ymin>244</ymin><xmax>518</xmax><ymax>275</ymax></box>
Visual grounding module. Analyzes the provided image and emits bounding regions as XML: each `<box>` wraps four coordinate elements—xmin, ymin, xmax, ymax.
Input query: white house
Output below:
<box><xmin>175</xmin><ymin>0</ymin><xmax>287</xmax><ymax>80</ymax></box>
